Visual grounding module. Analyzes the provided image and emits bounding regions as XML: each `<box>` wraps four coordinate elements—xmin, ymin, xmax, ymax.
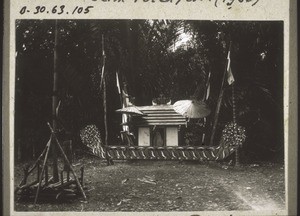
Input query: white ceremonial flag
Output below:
<box><xmin>226</xmin><ymin>50</ymin><xmax>235</xmax><ymax>85</ymax></box>
<box><xmin>116</xmin><ymin>71</ymin><xmax>121</xmax><ymax>94</ymax></box>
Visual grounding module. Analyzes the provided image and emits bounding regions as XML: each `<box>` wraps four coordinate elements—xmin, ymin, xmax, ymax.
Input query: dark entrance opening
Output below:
<box><xmin>151</xmin><ymin>127</ymin><xmax>165</xmax><ymax>147</ymax></box>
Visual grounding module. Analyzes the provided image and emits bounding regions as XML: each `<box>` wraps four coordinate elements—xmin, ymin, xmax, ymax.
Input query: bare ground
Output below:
<box><xmin>14</xmin><ymin>157</ymin><xmax>285</xmax><ymax>212</ymax></box>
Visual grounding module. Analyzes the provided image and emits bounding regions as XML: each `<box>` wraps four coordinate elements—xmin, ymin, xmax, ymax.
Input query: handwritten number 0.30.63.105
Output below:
<box><xmin>19</xmin><ymin>6</ymin><xmax>94</xmax><ymax>15</ymax></box>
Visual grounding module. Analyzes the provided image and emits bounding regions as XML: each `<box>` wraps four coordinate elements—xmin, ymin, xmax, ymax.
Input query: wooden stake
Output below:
<box><xmin>34</xmin><ymin>135</ymin><xmax>52</xmax><ymax>204</ymax></box>
<box><xmin>22</xmin><ymin>166</ymin><xmax>29</xmax><ymax>185</ymax></box>
<box><xmin>15</xmin><ymin>139</ymin><xmax>49</xmax><ymax>193</ymax></box>
<box><xmin>27</xmin><ymin>137</ymin><xmax>50</xmax><ymax>175</ymax></box>
<box><xmin>67</xmin><ymin>170</ymin><xmax>70</xmax><ymax>182</ymax></box>
<box><xmin>48</xmin><ymin>123</ymin><xmax>87</xmax><ymax>201</ymax></box>
<box><xmin>37</xmin><ymin>161</ymin><xmax>40</xmax><ymax>182</ymax></box>
<box><xmin>60</xmin><ymin>171</ymin><xmax>64</xmax><ymax>185</ymax></box>
<box><xmin>55</xmin><ymin>137</ymin><xmax>87</xmax><ymax>200</ymax></box>
<box><xmin>17</xmin><ymin>180</ymin><xmax>39</xmax><ymax>191</ymax></box>
<box><xmin>80</xmin><ymin>166</ymin><xmax>84</xmax><ymax>186</ymax></box>
<box><xmin>45</xmin><ymin>165</ymin><xmax>48</xmax><ymax>185</ymax></box>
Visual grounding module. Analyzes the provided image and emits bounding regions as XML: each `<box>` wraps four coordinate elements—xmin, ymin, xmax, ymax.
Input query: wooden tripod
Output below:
<box><xmin>32</xmin><ymin>123</ymin><xmax>87</xmax><ymax>204</ymax></box>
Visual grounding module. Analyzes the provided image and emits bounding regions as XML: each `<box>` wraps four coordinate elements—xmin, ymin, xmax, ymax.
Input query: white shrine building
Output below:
<box><xmin>131</xmin><ymin>105</ymin><xmax>188</xmax><ymax>147</ymax></box>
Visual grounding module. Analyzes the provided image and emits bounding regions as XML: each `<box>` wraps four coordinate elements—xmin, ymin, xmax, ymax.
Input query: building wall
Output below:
<box><xmin>166</xmin><ymin>127</ymin><xmax>178</xmax><ymax>146</ymax></box>
<box><xmin>138</xmin><ymin>127</ymin><xmax>150</xmax><ymax>146</ymax></box>
<box><xmin>138</xmin><ymin>126</ymin><xmax>178</xmax><ymax>147</ymax></box>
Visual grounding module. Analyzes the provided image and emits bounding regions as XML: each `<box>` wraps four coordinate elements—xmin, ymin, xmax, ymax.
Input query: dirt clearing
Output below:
<box><xmin>15</xmin><ymin>158</ymin><xmax>285</xmax><ymax>212</ymax></box>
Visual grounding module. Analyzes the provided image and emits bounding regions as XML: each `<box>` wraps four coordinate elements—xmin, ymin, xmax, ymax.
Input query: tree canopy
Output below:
<box><xmin>15</xmin><ymin>19</ymin><xmax>283</xmax><ymax>161</ymax></box>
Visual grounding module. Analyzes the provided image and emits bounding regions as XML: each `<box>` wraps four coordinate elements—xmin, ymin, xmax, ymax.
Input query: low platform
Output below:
<box><xmin>96</xmin><ymin>139</ymin><xmax>236</xmax><ymax>161</ymax></box>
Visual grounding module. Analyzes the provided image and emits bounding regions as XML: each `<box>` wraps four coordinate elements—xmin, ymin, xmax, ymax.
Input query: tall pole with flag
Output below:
<box><xmin>209</xmin><ymin>42</ymin><xmax>234</xmax><ymax>146</ymax></box>
<box><xmin>116</xmin><ymin>71</ymin><xmax>122</xmax><ymax>104</ymax></box>
<box><xmin>201</xmin><ymin>69</ymin><xmax>211</xmax><ymax>144</ymax></box>
<box><xmin>52</xmin><ymin>20</ymin><xmax>59</xmax><ymax>182</ymax></box>
<box><xmin>100</xmin><ymin>34</ymin><xmax>111</xmax><ymax>165</ymax></box>
<box><xmin>115</xmin><ymin>71</ymin><xmax>130</xmax><ymax>132</ymax></box>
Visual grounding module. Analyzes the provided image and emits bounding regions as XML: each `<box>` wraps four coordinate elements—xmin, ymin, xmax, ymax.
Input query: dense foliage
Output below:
<box><xmin>15</xmin><ymin>19</ymin><xmax>283</xmax><ymax>162</ymax></box>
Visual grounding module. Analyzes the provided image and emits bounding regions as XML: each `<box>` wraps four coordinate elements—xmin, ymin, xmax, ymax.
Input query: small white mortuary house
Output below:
<box><xmin>131</xmin><ymin>105</ymin><xmax>188</xmax><ymax>147</ymax></box>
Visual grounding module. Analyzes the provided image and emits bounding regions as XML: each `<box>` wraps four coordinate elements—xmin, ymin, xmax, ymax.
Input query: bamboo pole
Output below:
<box><xmin>209</xmin><ymin>42</ymin><xmax>231</xmax><ymax>146</ymax></box>
<box><xmin>52</xmin><ymin>19</ymin><xmax>59</xmax><ymax>182</ymax></box>
<box><xmin>101</xmin><ymin>35</ymin><xmax>111</xmax><ymax>165</ymax></box>
<box><xmin>15</xmin><ymin>138</ymin><xmax>50</xmax><ymax>193</ymax></box>
<box><xmin>48</xmin><ymin>123</ymin><xmax>87</xmax><ymax>201</ymax></box>
<box><xmin>201</xmin><ymin>69</ymin><xmax>211</xmax><ymax>144</ymax></box>
<box><xmin>80</xmin><ymin>166</ymin><xmax>84</xmax><ymax>186</ymax></box>
<box><xmin>103</xmin><ymin>64</ymin><xmax>109</xmax><ymax>165</ymax></box>
<box><xmin>209</xmin><ymin>68</ymin><xmax>227</xmax><ymax>146</ymax></box>
<box><xmin>34</xmin><ymin>136</ymin><xmax>52</xmax><ymax>204</ymax></box>
<box><xmin>232</xmin><ymin>83</ymin><xmax>240</xmax><ymax>166</ymax></box>
<box><xmin>45</xmin><ymin>165</ymin><xmax>48</xmax><ymax>185</ymax></box>
<box><xmin>232</xmin><ymin>84</ymin><xmax>236</xmax><ymax>124</ymax></box>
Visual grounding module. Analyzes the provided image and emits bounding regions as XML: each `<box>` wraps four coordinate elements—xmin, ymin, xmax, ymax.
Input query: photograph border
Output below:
<box><xmin>2</xmin><ymin>1</ymin><xmax>297</xmax><ymax>215</ymax></box>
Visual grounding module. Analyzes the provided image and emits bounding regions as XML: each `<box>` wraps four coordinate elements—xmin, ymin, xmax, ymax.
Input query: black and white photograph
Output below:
<box><xmin>12</xmin><ymin>19</ymin><xmax>287</xmax><ymax>213</ymax></box>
